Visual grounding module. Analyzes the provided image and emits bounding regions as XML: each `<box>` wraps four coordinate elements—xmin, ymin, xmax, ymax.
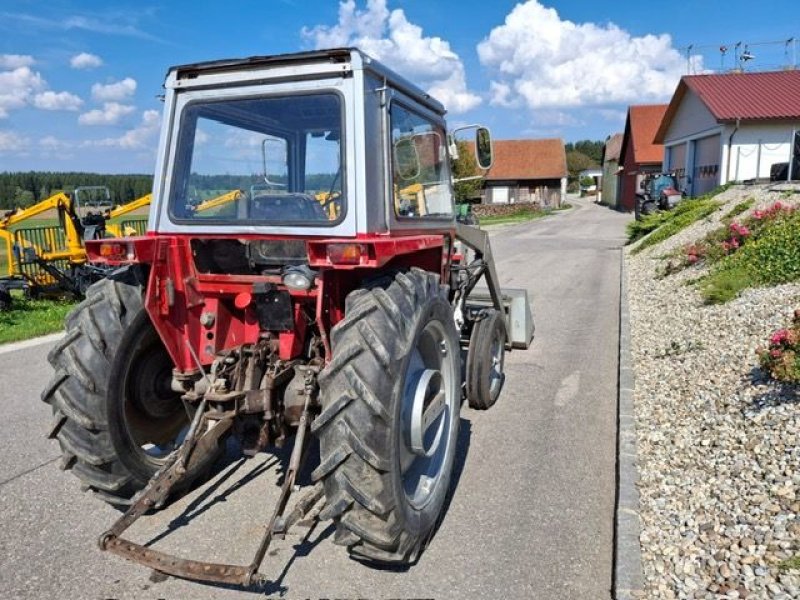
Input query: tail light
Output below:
<box><xmin>326</xmin><ymin>243</ymin><xmax>366</xmax><ymax>265</ymax></box>
<box><xmin>98</xmin><ymin>241</ymin><xmax>135</xmax><ymax>262</ymax></box>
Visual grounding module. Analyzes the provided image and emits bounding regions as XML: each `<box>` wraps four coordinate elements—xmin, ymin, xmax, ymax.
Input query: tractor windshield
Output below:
<box><xmin>169</xmin><ymin>92</ymin><xmax>344</xmax><ymax>225</ymax></box>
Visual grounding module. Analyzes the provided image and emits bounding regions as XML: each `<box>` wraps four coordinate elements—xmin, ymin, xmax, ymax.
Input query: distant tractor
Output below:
<box><xmin>635</xmin><ymin>173</ymin><xmax>683</xmax><ymax>219</ymax></box>
<box><xmin>43</xmin><ymin>48</ymin><xmax>534</xmax><ymax>586</ymax></box>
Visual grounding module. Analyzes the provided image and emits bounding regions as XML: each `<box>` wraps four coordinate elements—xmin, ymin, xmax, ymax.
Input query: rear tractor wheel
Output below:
<box><xmin>42</xmin><ymin>274</ymin><xmax>220</xmax><ymax>507</ymax></box>
<box><xmin>314</xmin><ymin>268</ymin><xmax>461</xmax><ymax>563</ymax></box>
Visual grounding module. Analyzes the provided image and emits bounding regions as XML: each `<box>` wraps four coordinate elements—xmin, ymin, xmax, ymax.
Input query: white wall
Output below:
<box><xmin>720</xmin><ymin>122</ymin><xmax>799</xmax><ymax>183</ymax></box>
<box><xmin>662</xmin><ymin>89</ymin><xmax>719</xmax><ymax>144</ymax></box>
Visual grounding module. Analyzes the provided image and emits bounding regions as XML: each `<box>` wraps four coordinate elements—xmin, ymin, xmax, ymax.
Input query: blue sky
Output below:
<box><xmin>0</xmin><ymin>0</ymin><xmax>797</xmax><ymax>173</ymax></box>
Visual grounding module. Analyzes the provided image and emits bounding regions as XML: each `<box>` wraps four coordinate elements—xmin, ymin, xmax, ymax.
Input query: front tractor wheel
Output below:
<box><xmin>42</xmin><ymin>275</ymin><xmax>218</xmax><ymax>507</ymax></box>
<box><xmin>314</xmin><ymin>269</ymin><xmax>461</xmax><ymax>564</ymax></box>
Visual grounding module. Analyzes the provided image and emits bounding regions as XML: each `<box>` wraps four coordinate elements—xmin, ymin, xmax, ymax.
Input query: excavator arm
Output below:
<box><xmin>105</xmin><ymin>194</ymin><xmax>152</xmax><ymax>237</ymax></box>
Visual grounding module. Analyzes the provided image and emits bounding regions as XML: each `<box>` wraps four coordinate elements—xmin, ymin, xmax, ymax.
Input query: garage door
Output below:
<box><xmin>667</xmin><ymin>143</ymin><xmax>687</xmax><ymax>190</ymax></box>
<box><xmin>693</xmin><ymin>135</ymin><xmax>721</xmax><ymax>196</ymax></box>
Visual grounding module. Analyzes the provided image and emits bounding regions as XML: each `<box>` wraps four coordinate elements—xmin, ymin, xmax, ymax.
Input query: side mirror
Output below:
<box><xmin>394</xmin><ymin>137</ymin><xmax>421</xmax><ymax>181</ymax></box>
<box><xmin>476</xmin><ymin>127</ymin><xmax>493</xmax><ymax>170</ymax></box>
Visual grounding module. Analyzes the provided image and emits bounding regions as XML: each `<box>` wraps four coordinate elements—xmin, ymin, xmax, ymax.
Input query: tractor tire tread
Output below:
<box><xmin>315</xmin><ymin>268</ymin><xmax>455</xmax><ymax>563</ymax></box>
<box><xmin>43</xmin><ymin>277</ymin><xmax>146</xmax><ymax>505</ymax></box>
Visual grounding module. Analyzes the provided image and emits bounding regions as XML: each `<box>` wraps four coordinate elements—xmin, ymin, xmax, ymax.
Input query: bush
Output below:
<box><xmin>662</xmin><ymin>201</ymin><xmax>794</xmax><ymax>277</ymax></box>
<box><xmin>758</xmin><ymin>310</ymin><xmax>800</xmax><ymax>383</ymax></box>
<box><xmin>701</xmin><ymin>208</ymin><xmax>800</xmax><ymax>303</ymax></box>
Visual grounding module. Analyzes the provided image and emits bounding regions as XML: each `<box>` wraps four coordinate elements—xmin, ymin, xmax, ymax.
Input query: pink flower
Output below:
<box><xmin>771</xmin><ymin>329</ymin><xmax>789</xmax><ymax>345</ymax></box>
<box><xmin>687</xmin><ymin>254</ymin><xmax>699</xmax><ymax>264</ymax></box>
<box><xmin>753</xmin><ymin>210</ymin><xmax>764</xmax><ymax>220</ymax></box>
<box><xmin>771</xmin><ymin>349</ymin><xmax>783</xmax><ymax>358</ymax></box>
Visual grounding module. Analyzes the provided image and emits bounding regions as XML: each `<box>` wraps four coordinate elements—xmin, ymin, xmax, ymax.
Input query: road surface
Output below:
<box><xmin>0</xmin><ymin>197</ymin><xmax>629</xmax><ymax>599</ymax></box>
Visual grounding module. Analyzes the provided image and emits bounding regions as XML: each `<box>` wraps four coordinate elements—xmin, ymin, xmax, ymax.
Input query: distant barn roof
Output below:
<box><xmin>620</xmin><ymin>104</ymin><xmax>668</xmax><ymax>166</ymax></box>
<box><xmin>655</xmin><ymin>70</ymin><xmax>800</xmax><ymax>142</ymax></box>
<box><xmin>483</xmin><ymin>138</ymin><xmax>567</xmax><ymax>181</ymax></box>
<box><xmin>602</xmin><ymin>133</ymin><xmax>624</xmax><ymax>163</ymax></box>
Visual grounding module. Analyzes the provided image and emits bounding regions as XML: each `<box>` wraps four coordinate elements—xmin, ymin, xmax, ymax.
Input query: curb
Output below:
<box><xmin>0</xmin><ymin>332</ymin><xmax>64</xmax><ymax>356</ymax></box>
<box><xmin>614</xmin><ymin>251</ymin><xmax>645</xmax><ymax>599</ymax></box>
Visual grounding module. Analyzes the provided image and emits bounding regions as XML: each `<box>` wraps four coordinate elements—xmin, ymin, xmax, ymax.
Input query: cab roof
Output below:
<box><xmin>167</xmin><ymin>47</ymin><xmax>445</xmax><ymax>115</ymax></box>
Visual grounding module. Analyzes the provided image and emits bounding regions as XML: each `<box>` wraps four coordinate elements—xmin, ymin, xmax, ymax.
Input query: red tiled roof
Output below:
<box><xmin>620</xmin><ymin>104</ymin><xmax>667</xmax><ymax>166</ymax></box>
<box><xmin>655</xmin><ymin>70</ymin><xmax>800</xmax><ymax>142</ymax></box>
<box><xmin>483</xmin><ymin>138</ymin><xmax>567</xmax><ymax>181</ymax></box>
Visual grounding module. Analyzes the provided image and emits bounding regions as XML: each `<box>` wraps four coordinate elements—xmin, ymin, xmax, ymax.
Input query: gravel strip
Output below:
<box><xmin>627</xmin><ymin>184</ymin><xmax>800</xmax><ymax>599</ymax></box>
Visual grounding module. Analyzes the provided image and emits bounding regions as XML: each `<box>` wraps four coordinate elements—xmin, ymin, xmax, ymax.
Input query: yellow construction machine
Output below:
<box><xmin>105</xmin><ymin>193</ymin><xmax>152</xmax><ymax>237</ymax></box>
<box><xmin>0</xmin><ymin>187</ymin><xmax>120</xmax><ymax>308</ymax></box>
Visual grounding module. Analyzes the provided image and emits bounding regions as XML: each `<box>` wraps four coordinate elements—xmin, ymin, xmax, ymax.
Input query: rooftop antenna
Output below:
<box><xmin>787</xmin><ymin>37</ymin><xmax>797</xmax><ymax>69</ymax></box>
<box><xmin>720</xmin><ymin>45</ymin><xmax>728</xmax><ymax>71</ymax></box>
<box><xmin>740</xmin><ymin>44</ymin><xmax>755</xmax><ymax>68</ymax></box>
<box><xmin>686</xmin><ymin>44</ymin><xmax>694</xmax><ymax>74</ymax></box>
<box><xmin>733</xmin><ymin>41</ymin><xmax>742</xmax><ymax>71</ymax></box>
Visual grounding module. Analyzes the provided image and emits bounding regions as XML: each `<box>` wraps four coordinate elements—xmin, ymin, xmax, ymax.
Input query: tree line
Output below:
<box><xmin>0</xmin><ymin>172</ymin><xmax>153</xmax><ymax>210</ymax></box>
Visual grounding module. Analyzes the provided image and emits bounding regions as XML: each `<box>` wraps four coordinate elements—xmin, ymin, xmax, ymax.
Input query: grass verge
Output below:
<box><xmin>0</xmin><ymin>295</ymin><xmax>75</xmax><ymax>345</ymax></box>
<box><xmin>479</xmin><ymin>204</ymin><xmax>569</xmax><ymax>226</ymax></box>
<box><xmin>479</xmin><ymin>206</ymin><xmax>549</xmax><ymax>226</ymax></box>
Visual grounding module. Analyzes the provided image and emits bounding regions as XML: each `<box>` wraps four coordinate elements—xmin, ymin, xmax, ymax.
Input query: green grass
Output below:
<box><xmin>0</xmin><ymin>294</ymin><xmax>75</xmax><ymax>344</ymax></box>
<box><xmin>722</xmin><ymin>197</ymin><xmax>755</xmax><ymax>223</ymax></box>
<box><xmin>779</xmin><ymin>555</ymin><xmax>800</xmax><ymax>572</ymax></box>
<box><xmin>630</xmin><ymin>199</ymin><xmax>721</xmax><ymax>254</ymax></box>
<box><xmin>627</xmin><ymin>184</ymin><xmax>733</xmax><ymax>253</ymax></box>
<box><xmin>701</xmin><ymin>209</ymin><xmax>800</xmax><ymax>303</ymax></box>
<box><xmin>479</xmin><ymin>206</ymin><xmax>550</xmax><ymax>226</ymax></box>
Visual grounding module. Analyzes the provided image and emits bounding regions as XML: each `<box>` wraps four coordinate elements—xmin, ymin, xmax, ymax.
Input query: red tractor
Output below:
<box><xmin>43</xmin><ymin>48</ymin><xmax>533</xmax><ymax>586</ymax></box>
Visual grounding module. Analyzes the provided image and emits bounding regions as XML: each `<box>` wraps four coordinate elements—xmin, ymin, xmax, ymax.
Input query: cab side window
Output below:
<box><xmin>390</xmin><ymin>104</ymin><xmax>453</xmax><ymax>218</ymax></box>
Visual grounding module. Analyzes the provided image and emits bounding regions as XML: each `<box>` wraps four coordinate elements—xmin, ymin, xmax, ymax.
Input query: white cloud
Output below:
<box><xmin>78</xmin><ymin>102</ymin><xmax>135</xmax><ymax>125</ymax></box>
<box><xmin>477</xmin><ymin>1</ymin><xmax>700</xmax><ymax>109</ymax></box>
<box><xmin>39</xmin><ymin>135</ymin><xmax>71</xmax><ymax>151</ymax></box>
<box><xmin>0</xmin><ymin>66</ymin><xmax>45</xmax><ymax>118</ymax></box>
<box><xmin>89</xmin><ymin>109</ymin><xmax>161</xmax><ymax>149</ymax></box>
<box><xmin>91</xmin><ymin>77</ymin><xmax>136</xmax><ymax>102</ymax></box>
<box><xmin>0</xmin><ymin>130</ymin><xmax>30</xmax><ymax>153</ymax></box>
<box><xmin>303</xmin><ymin>0</ymin><xmax>481</xmax><ymax>114</ymax></box>
<box><xmin>70</xmin><ymin>52</ymin><xmax>103</xmax><ymax>69</ymax></box>
<box><xmin>0</xmin><ymin>54</ymin><xmax>35</xmax><ymax>69</ymax></box>
<box><xmin>33</xmin><ymin>90</ymin><xmax>83</xmax><ymax>111</ymax></box>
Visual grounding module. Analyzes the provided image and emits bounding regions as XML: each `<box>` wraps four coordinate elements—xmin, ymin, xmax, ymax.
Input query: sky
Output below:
<box><xmin>0</xmin><ymin>0</ymin><xmax>797</xmax><ymax>173</ymax></box>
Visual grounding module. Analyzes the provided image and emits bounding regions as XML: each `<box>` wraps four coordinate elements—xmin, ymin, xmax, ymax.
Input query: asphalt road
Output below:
<box><xmin>0</xmin><ymin>197</ymin><xmax>630</xmax><ymax>600</ymax></box>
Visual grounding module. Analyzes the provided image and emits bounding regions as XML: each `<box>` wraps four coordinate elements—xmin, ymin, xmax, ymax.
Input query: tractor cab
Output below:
<box><xmin>71</xmin><ymin>186</ymin><xmax>114</xmax><ymax>239</ymax></box>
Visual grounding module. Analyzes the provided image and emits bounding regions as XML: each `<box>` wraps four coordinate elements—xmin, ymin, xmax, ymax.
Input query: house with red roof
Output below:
<box><xmin>600</xmin><ymin>132</ymin><xmax>623</xmax><ymax>207</ymax></box>
<box><xmin>481</xmin><ymin>139</ymin><xmax>568</xmax><ymax>207</ymax></box>
<box><xmin>655</xmin><ymin>71</ymin><xmax>800</xmax><ymax>196</ymax></box>
<box><xmin>617</xmin><ymin>104</ymin><xmax>668</xmax><ymax>211</ymax></box>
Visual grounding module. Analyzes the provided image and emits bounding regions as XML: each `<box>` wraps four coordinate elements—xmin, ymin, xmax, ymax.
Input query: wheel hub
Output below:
<box><xmin>407</xmin><ymin>369</ymin><xmax>446</xmax><ymax>457</ymax></box>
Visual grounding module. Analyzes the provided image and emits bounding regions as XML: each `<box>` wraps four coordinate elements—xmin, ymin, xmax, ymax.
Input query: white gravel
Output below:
<box><xmin>627</xmin><ymin>184</ymin><xmax>800</xmax><ymax>599</ymax></box>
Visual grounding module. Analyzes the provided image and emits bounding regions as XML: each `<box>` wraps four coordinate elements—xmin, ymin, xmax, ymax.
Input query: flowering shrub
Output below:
<box><xmin>758</xmin><ymin>310</ymin><xmax>800</xmax><ymax>382</ymax></box>
<box><xmin>665</xmin><ymin>201</ymin><xmax>796</xmax><ymax>274</ymax></box>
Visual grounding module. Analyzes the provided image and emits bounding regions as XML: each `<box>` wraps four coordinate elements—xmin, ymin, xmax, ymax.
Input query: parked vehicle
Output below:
<box><xmin>635</xmin><ymin>173</ymin><xmax>683</xmax><ymax>219</ymax></box>
<box><xmin>43</xmin><ymin>48</ymin><xmax>534</xmax><ymax>586</ymax></box>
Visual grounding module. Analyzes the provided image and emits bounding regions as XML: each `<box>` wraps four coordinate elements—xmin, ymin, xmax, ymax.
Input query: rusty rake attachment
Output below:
<box><xmin>98</xmin><ymin>397</ymin><xmax>321</xmax><ymax>587</ymax></box>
